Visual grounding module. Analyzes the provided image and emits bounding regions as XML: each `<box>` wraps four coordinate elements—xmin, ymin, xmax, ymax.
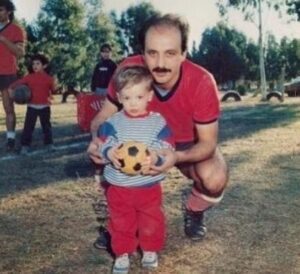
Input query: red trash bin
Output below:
<box><xmin>77</xmin><ymin>92</ymin><xmax>105</xmax><ymax>132</ymax></box>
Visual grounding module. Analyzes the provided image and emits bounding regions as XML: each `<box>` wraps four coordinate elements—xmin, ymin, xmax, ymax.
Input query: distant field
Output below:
<box><xmin>0</xmin><ymin>95</ymin><xmax>299</xmax><ymax>274</ymax></box>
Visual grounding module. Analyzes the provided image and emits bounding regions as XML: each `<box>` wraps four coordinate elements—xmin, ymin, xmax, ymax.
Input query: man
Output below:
<box><xmin>0</xmin><ymin>0</ymin><xmax>26</xmax><ymax>151</ymax></box>
<box><xmin>88</xmin><ymin>14</ymin><xmax>228</xmax><ymax>246</ymax></box>
<box><xmin>91</xmin><ymin>43</ymin><xmax>117</xmax><ymax>96</ymax></box>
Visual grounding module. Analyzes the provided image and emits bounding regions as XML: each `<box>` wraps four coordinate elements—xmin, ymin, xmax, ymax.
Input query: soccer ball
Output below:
<box><xmin>13</xmin><ymin>85</ymin><xmax>32</xmax><ymax>104</ymax></box>
<box><xmin>117</xmin><ymin>141</ymin><xmax>150</xmax><ymax>175</ymax></box>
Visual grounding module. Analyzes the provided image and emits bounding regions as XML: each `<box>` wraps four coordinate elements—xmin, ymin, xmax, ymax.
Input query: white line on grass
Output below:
<box><xmin>0</xmin><ymin>141</ymin><xmax>88</xmax><ymax>162</ymax></box>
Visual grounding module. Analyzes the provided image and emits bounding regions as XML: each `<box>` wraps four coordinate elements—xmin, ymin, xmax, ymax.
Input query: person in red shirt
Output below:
<box><xmin>9</xmin><ymin>53</ymin><xmax>56</xmax><ymax>155</ymax></box>
<box><xmin>88</xmin><ymin>14</ymin><xmax>229</xmax><ymax>248</ymax></box>
<box><xmin>0</xmin><ymin>0</ymin><xmax>26</xmax><ymax>151</ymax></box>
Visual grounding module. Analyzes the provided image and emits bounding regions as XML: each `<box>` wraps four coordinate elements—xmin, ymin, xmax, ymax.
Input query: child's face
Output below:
<box><xmin>32</xmin><ymin>60</ymin><xmax>46</xmax><ymax>73</ymax></box>
<box><xmin>117</xmin><ymin>80</ymin><xmax>153</xmax><ymax>117</ymax></box>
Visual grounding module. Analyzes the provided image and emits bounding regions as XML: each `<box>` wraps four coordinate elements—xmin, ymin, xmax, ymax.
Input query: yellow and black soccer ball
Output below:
<box><xmin>117</xmin><ymin>141</ymin><xmax>150</xmax><ymax>175</ymax></box>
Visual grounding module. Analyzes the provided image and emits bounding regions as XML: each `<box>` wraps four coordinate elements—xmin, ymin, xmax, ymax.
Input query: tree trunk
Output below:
<box><xmin>258</xmin><ymin>0</ymin><xmax>268</xmax><ymax>101</ymax></box>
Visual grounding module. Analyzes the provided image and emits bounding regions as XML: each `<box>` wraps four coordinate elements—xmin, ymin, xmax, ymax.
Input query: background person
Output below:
<box><xmin>88</xmin><ymin>13</ymin><xmax>229</xmax><ymax>245</ymax></box>
<box><xmin>9</xmin><ymin>53</ymin><xmax>56</xmax><ymax>154</ymax></box>
<box><xmin>0</xmin><ymin>0</ymin><xmax>26</xmax><ymax>151</ymax></box>
<box><xmin>91</xmin><ymin>43</ymin><xmax>117</xmax><ymax>96</ymax></box>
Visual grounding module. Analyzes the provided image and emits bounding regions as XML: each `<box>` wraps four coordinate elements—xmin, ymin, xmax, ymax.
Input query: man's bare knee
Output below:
<box><xmin>194</xmin><ymin>149</ymin><xmax>228</xmax><ymax>195</ymax></box>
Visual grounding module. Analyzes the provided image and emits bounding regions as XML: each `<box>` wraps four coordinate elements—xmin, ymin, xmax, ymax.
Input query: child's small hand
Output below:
<box><xmin>48</xmin><ymin>95</ymin><xmax>54</xmax><ymax>104</ymax></box>
<box><xmin>107</xmin><ymin>146</ymin><xmax>122</xmax><ymax>169</ymax></box>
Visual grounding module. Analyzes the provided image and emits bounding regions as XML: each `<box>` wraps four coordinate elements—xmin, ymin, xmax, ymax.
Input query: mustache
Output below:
<box><xmin>152</xmin><ymin>67</ymin><xmax>171</xmax><ymax>73</ymax></box>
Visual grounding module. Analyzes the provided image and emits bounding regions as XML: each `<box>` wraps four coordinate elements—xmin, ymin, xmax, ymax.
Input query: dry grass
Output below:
<box><xmin>0</xmin><ymin>95</ymin><xmax>300</xmax><ymax>274</ymax></box>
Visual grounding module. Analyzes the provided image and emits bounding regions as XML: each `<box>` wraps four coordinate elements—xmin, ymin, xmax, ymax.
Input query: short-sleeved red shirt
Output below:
<box><xmin>10</xmin><ymin>72</ymin><xmax>55</xmax><ymax>105</ymax></box>
<box><xmin>107</xmin><ymin>55</ymin><xmax>220</xmax><ymax>143</ymax></box>
<box><xmin>0</xmin><ymin>22</ymin><xmax>26</xmax><ymax>75</ymax></box>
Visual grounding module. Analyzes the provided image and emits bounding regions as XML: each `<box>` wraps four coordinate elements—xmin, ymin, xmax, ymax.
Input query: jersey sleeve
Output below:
<box><xmin>12</xmin><ymin>25</ymin><xmax>26</xmax><ymax>43</ymax></box>
<box><xmin>193</xmin><ymin>73</ymin><xmax>220</xmax><ymax>124</ymax></box>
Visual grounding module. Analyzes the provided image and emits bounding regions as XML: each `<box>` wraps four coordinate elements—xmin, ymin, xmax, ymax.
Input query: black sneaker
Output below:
<box><xmin>6</xmin><ymin>138</ymin><xmax>15</xmax><ymax>152</ymax></box>
<box><xmin>93</xmin><ymin>225</ymin><xmax>110</xmax><ymax>250</ymax></box>
<box><xmin>184</xmin><ymin>209</ymin><xmax>207</xmax><ymax>241</ymax></box>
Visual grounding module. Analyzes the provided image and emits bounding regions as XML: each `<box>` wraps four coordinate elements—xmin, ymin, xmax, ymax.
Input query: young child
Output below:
<box><xmin>97</xmin><ymin>66</ymin><xmax>176</xmax><ymax>274</ymax></box>
<box><xmin>9</xmin><ymin>53</ymin><xmax>56</xmax><ymax>154</ymax></box>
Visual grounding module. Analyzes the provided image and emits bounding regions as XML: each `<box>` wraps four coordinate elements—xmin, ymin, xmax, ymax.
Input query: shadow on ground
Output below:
<box><xmin>220</xmin><ymin>103</ymin><xmax>300</xmax><ymax>143</ymax></box>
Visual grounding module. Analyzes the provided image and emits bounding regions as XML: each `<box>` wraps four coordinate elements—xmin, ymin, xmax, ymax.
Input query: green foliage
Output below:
<box><xmin>192</xmin><ymin>23</ymin><xmax>247</xmax><ymax>84</ymax></box>
<box><xmin>217</xmin><ymin>0</ymin><xmax>298</xmax><ymax>21</ymax></box>
<box><xmin>22</xmin><ymin>0</ymin><xmax>121</xmax><ymax>90</ymax></box>
<box><xmin>237</xmin><ymin>84</ymin><xmax>247</xmax><ymax>95</ymax></box>
<box><xmin>280</xmin><ymin>37</ymin><xmax>300</xmax><ymax>79</ymax></box>
<box><xmin>117</xmin><ymin>2</ymin><xmax>159</xmax><ymax>54</ymax></box>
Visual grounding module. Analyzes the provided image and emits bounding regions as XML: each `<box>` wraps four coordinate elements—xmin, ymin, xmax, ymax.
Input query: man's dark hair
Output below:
<box><xmin>138</xmin><ymin>13</ymin><xmax>190</xmax><ymax>53</ymax></box>
<box><xmin>31</xmin><ymin>53</ymin><xmax>49</xmax><ymax>65</ymax></box>
<box><xmin>100</xmin><ymin>43</ymin><xmax>112</xmax><ymax>52</ymax></box>
<box><xmin>113</xmin><ymin>65</ymin><xmax>153</xmax><ymax>94</ymax></box>
<box><xmin>0</xmin><ymin>0</ymin><xmax>15</xmax><ymax>21</ymax></box>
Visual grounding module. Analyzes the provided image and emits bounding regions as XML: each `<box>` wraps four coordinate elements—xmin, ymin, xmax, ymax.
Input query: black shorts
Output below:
<box><xmin>0</xmin><ymin>74</ymin><xmax>18</xmax><ymax>91</ymax></box>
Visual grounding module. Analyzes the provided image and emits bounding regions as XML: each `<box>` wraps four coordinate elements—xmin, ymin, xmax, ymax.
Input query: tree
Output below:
<box><xmin>280</xmin><ymin>37</ymin><xmax>300</xmax><ymax>80</ymax></box>
<box><xmin>244</xmin><ymin>41</ymin><xmax>260</xmax><ymax>83</ymax></box>
<box><xmin>84</xmin><ymin>0</ymin><xmax>122</xmax><ymax>86</ymax></box>
<box><xmin>192</xmin><ymin>23</ymin><xmax>247</xmax><ymax>86</ymax></box>
<box><xmin>116</xmin><ymin>2</ymin><xmax>159</xmax><ymax>54</ymax></box>
<box><xmin>265</xmin><ymin>34</ymin><xmax>281</xmax><ymax>86</ymax></box>
<box><xmin>217</xmin><ymin>0</ymin><xmax>299</xmax><ymax>100</ymax></box>
<box><xmin>33</xmin><ymin>0</ymin><xmax>88</xmax><ymax>89</ymax></box>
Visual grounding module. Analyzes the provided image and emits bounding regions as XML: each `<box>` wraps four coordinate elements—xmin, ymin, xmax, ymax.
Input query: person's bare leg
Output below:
<box><xmin>2</xmin><ymin>89</ymin><xmax>16</xmax><ymax>151</ymax></box>
<box><xmin>179</xmin><ymin>148</ymin><xmax>229</xmax><ymax>240</ymax></box>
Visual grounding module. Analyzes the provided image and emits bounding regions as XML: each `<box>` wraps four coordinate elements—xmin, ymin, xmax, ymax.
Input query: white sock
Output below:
<box><xmin>7</xmin><ymin>131</ymin><xmax>16</xmax><ymax>139</ymax></box>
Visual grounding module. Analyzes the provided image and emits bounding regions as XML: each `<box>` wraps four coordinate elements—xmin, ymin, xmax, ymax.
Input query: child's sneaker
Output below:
<box><xmin>20</xmin><ymin>146</ymin><xmax>30</xmax><ymax>155</ymax></box>
<box><xmin>112</xmin><ymin>253</ymin><xmax>129</xmax><ymax>274</ymax></box>
<box><xmin>141</xmin><ymin>251</ymin><xmax>158</xmax><ymax>268</ymax></box>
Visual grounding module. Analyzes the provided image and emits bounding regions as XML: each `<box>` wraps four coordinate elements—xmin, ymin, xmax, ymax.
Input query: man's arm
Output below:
<box><xmin>87</xmin><ymin>99</ymin><xmax>118</xmax><ymax>164</ymax></box>
<box><xmin>0</xmin><ymin>37</ymin><xmax>25</xmax><ymax>58</ymax></box>
<box><xmin>176</xmin><ymin>121</ymin><xmax>219</xmax><ymax>164</ymax></box>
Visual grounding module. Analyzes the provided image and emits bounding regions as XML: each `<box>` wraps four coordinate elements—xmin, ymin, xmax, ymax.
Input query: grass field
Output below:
<box><xmin>0</xmin><ymin>95</ymin><xmax>299</xmax><ymax>274</ymax></box>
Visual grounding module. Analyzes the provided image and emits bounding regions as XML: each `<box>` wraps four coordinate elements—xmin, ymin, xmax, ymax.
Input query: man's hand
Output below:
<box><xmin>87</xmin><ymin>138</ymin><xmax>104</xmax><ymax>164</ymax></box>
<box><xmin>146</xmin><ymin>148</ymin><xmax>177</xmax><ymax>176</ymax></box>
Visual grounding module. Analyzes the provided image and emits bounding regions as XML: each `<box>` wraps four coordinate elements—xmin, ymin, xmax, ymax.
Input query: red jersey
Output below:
<box><xmin>0</xmin><ymin>22</ymin><xmax>26</xmax><ymax>75</ymax></box>
<box><xmin>10</xmin><ymin>72</ymin><xmax>55</xmax><ymax>105</ymax></box>
<box><xmin>107</xmin><ymin>55</ymin><xmax>220</xmax><ymax>143</ymax></box>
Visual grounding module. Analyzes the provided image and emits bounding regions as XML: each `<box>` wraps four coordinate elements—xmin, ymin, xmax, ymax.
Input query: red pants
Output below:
<box><xmin>106</xmin><ymin>184</ymin><xmax>165</xmax><ymax>256</ymax></box>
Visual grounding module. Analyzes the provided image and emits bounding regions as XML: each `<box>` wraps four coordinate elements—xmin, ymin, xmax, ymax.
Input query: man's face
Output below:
<box><xmin>143</xmin><ymin>25</ymin><xmax>187</xmax><ymax>90</ymax></box>
<box><xmin>0</xmin><ymin>6</ymin><xmax>10</xmax><ymax>23</ymax></box>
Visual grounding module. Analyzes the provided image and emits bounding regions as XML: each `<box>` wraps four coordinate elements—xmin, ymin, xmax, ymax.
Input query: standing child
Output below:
<box><xmin>97</xmin><ymin>66</ymin><xmax>176</xmax><ymax>274</ymax></box>
<box><xmin>9</xmin><ymin>53</ymin><xmax>55</xmax><ymax>154</ymax></box>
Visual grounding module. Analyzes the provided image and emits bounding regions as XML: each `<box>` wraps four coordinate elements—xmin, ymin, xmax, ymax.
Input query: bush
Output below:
<box><xmin>237</xmin><ymin>85</ymin><xmax>247</xmax><ymax>96</ymax></box>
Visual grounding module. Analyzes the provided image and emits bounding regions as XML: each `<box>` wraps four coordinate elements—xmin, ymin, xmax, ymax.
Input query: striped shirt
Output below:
<box><xmin>98</xmin><ymin>110</ymin><xmax>174</xmax><ymax>187</ymax></box>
